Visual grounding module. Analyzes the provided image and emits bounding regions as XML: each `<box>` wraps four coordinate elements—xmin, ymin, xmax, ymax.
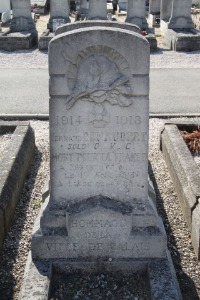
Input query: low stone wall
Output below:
<box><xmin>0</xmin><ymin>122</ymin><xmax>35</xmax><ymax>251</ymax></box>
<box><xmin>160</xmin><ymin>122</ymin><xmax>200</xmax><ymax>259</ymax></box>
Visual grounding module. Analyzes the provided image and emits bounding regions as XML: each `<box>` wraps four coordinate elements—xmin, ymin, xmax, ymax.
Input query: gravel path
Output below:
<box><xmin>0</xmin><ymin>42</ymin><xmax>200</xmax><ymax>299</ymax></box>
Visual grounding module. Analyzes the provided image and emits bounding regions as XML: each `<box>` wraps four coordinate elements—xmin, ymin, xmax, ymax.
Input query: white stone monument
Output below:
<box><xmin>88</xmin><ymin>0</ymin><xmax>107</xmax><ymax>20</ymax></box>
<box><xmin>48</xmin><ymin>0</ymin><xmax>70</xmax><ymax>32</ymax></box>
<box><xmin>126</xmin><ymin>0</ymin><xmax>148</xmax><ymax>29</ymax></box>
<box><xmin>160</xmin><ymin>0</ymin><xmax>172</xmax><ymax>22</ymax></box>
<box><xmin>148</xmin><ymin>0</ymin><xmax>160</xmax><ymax>26</ymax></box>
<box><xmin>160</xmin><ymin>0</ymin><xmax>199</xmax><ymax>51</ymax></box>
<box><xmin>32</xmin><ymin>25</ymin><xmax>168</xmax><ymax>263</ymax></box>
<box><xmin>168</xmin><ymin>0</ymin><xmax>194</xmax><ymax>29</ymax></box>
<box><xmin>10</xmin><ymin>0</ymin><xmax>35</xmax><ymax>32</ymax></box>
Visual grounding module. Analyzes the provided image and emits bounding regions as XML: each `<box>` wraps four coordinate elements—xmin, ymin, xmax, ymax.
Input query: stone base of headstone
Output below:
<box><xmin>168</xmin><ymin>16</ymin><xmax>194</xmax><ymax>30</ymax></box>
<box><xmin>125</xmin><ymin>17</ymin><xmax>148</xmax><ymax>30</ymax></box>
<box><xmin>163</xmin><ymin>28</ymin><xmax>200</xmax><ymax>51</ymax></box>
<box><xmin>32</xmin><ymin>189</ymin><xmax>168</xmax><ymax>260</ymax></box>
<box><xmin>47</xmin><ymin>17</ymin><xmax>71</xmax><ymax>32</ymax></box>
<box><xmin>0</xmin><ymin>30</ymin><xmax>38</xmax><ymax>51</ymax></box>
<box><xmin>19</xmin><ymin>251</ymin><xmax>182</xmax><ymax>299</ymax></box>
<box><xmin>145</xmin><ymin>28</ymin><xmax>157</xmax><ymax>51</ymax></box>
<box><xmin>38</xmin><ymin>29</ymin><xmax>54</xmax><ymax>50</ymax></box>
<box><xmin>10</xmin><ymin>17</ymin><xmax>36</xmax><ymax>32</ymax></box>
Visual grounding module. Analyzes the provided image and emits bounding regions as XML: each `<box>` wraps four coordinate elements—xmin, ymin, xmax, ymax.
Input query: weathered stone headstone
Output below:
<box><xmin>126</xmin><ymin>0</ymin><xmax>148</xmax><ymax>29</ymax></box>
<box><xmin>168</xmin><ymin>0</ymin><xmax>194</xmax><ymax>29</ymax></box>
<box><xmin>32</xmin><ymin>26</ymin><xmax>167</xmax><ymax>261</ymax></box>
<box><xmin>18</xmin><ymin>24</ymin><xmax>181</xmax><ymax>300</ymax></box>
<box><xmin>0</xmin><ymin>0</ymin><xmax>37</xmax><ymax>50</ymax></box>
<box><xmin>48</xmin><ymin>0</ymin><xmax>70</xmax><ymax>32</ymax></box>
<box><xmin>149</xmin><ymin>0</ymin><xmax>160</xmax><ymax>15</ymax></box>
<box><xmin>10</xmin><ymin>0</ymin><xmax>35</xmax><ymax>32</ymax></box>
<box><xmin>160</xmin><ymin>0</ymin><xmax>172</xmax><ymax>21</ymax></box>
<box><xmin>148</xmin><ymin>0</ymin><xmax>160</xmax><ymax>26</ymax></box>
<box><xmin>88</xmin><ymin>0</ymin><xmax>107</xmax><ymax>20</ymax></box>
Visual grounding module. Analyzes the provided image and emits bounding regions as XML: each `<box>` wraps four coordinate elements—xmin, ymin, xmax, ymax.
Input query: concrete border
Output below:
<box><xmin>19</xmin><ymin>251</ymin><xmax>182</xmax><ymax>300</ymax></box>
<box><xmin>160</xmin><ymin>122</ymin><xmax>200</xmax><ymax>259</ymax></box>
<box><xmin>0</xmin><ymin>121</ymin><xmax>35</xmax><ymax>250</ymax></box>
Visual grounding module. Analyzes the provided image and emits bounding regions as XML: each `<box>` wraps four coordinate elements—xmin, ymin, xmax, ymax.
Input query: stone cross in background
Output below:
<box><xmin>48</xmin><ymin>0</ymin><xmax>70</xmax><ymax>32</ymax></box>
<box><xmin>126</xmin><ymin>0</ymin><xmax>148</xmax><ymax>29</ymax></box>
<box><xmin>10</xmin><ymin>0</ymin><xmax>35</xmax><ymax>32</ymax></box>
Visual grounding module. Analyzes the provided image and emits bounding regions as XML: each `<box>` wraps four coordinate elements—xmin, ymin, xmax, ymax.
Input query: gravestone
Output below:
<box><xmin>149</xmin><ymin>0</ymin><xmax>160</xmax><ymax>14</ymax></box>
<box><xmin>0</xmin><ymin>0</ymin><xmax>38</xmax><ymax>50</ymax></box>
<box><xmin>23</xmin><ymin>25</ymin><xmax>181</xmax><ymax>300</ymax></box>
<box><xmin>39</xmin><ymin>0</ymin><xmax>71</xmax><ymax>50</ymax></box>
<box><xmin>88</xmin><ymin>0</ymin><xmax>107</xmax><ymax>20</ymax></box>
<box><xmin>10</xmin><ymin>0</ymin><xmax>35</xmax><ymax>32</ymax></box>
<box><xmin>168</xmin><ymin>0</ymin><xmax>194</xmax><ymax>29</ymax></box>
<box><xmin>160</xmin><ymin>0</ymin><xmax>172</xmax><ymax>21</ymax></box>
<box><xmin>48</xmin><ymin>0</ymin><xmax>70</xmax><ymax>32</ymax></box>
<box><xmin>160</xmin><ymin>0</ymin><xmax>200</xmax><ymax>51</ymax></box>
<box><xmin>148</xmin><ymin>0</ymin><xmax>160</xmax><ymax>26</ymax></box>
<box><xmin>126</xmin><ymin>0</ymin><xmax>148</xmax><ymax>29</ymax></box>
<box><xmin>32</xmin><ymin>27</ymin><xmax>167</xmax><ymax>260</ymax></box>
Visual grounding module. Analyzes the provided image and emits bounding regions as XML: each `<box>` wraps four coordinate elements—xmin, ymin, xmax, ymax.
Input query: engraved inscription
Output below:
<box><xmin>45</xmin><ymin>241</ymin><xmax>151</xmax><ymax>255</ymax></box>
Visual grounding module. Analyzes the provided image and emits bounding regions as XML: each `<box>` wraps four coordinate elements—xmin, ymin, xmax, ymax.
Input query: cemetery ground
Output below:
<box><xmin>0</xmin><ymin>119</ymin><xmax>200</xmax><ymax>299</ymax></box>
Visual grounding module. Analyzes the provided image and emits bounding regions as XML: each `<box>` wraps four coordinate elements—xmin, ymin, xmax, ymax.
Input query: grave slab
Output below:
<box><xmin>161</xmin><ymin>122</ymin><xmax>200</xmax><ymax>259</ymax></box>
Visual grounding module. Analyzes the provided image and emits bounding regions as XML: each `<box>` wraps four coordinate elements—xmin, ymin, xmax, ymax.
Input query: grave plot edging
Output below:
<box><xmin>160</xmin><ymin>123</ymin><xmax>200</xmax><ymax>259</ymax></box>
<box><xmin>0</xmin><ymin>122</ymin><xmax>35</xmax><ymax>251</ymax></box>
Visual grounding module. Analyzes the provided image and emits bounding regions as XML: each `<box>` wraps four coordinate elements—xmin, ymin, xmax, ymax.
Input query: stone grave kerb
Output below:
<box><xmin>10</xmin><ymin>0</ymin><xmax>36</xmax><ymax>32</ymax></box>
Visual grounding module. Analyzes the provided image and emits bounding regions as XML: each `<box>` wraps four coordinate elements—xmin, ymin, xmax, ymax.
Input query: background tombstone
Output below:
<box><xmin>48</xmin><ymin>0</ymin><xmax>70</xmax><ymax>32</ymax></box>
<box><xmin>160</xmin><ymin>0</ymin><xmax>200</xmax><ymax>51</ymax></box>
<box><xmin>125</xmin><ymin>0</ymin><xmax>148</xmax><ymax>29</ymax></box>
<box><xmin>10</xmin><ymin>0</ymin><xmax>35</xmax><ymax>32</ymax></box>
<box><xmin>88</xmin><ymin>0</ymin><xmax>107</xmax><ymax>20</ymax></box>
<box><xmin>0</xmin><ymin>0</ymin><xmax>38</xmax><ymax>50</ymax></box>
<box><xmin>148</xmin><ymin>0</ymin><xmax>160</xmax><ymax>26</ymax></box>
<box><xmin>168</xmin><ymin>0</ymin><xmax>194</xmax><ymax>29</ymax></box>
<box><xmin>160</xmin><ymin>0</ymin><xmax>173</xmax><ymax>22</ymax></box>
